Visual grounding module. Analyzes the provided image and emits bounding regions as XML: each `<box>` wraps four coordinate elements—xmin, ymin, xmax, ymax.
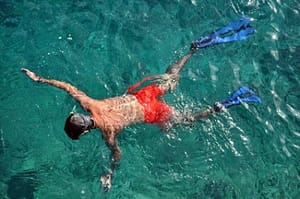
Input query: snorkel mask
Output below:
<box><xmin>64</xmin><ymin>113</ymin><xmax>95</xmax><ymax>140</ymax></box>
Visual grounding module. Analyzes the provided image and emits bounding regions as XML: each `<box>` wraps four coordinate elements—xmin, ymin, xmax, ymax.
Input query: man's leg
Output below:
<box><xmin>165</xmin><ymin>49</ymin><xmax>196</xmax><ymax>75</ymax></box>
<box><xmin>169</xmin><ymin>87</ymin><xmax>262</xmax><ymax>126</ymax></box>
<box><xmin>159</xmin><ymin>49</ymin><xmax>196</xmax><ymax>92</ymax></box>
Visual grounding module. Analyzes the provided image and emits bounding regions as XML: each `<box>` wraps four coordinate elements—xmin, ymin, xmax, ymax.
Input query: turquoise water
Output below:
<box><xmin>0</xmin><ymin>0</ymin><xmax>299</xmax><ymax>198</ymax></box>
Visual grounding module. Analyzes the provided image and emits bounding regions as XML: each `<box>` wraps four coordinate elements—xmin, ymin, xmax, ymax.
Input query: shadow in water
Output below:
<box><xmin>6</xmin><ymin>171</ymin><xmax>40</xmax><ymax>199</ymax></box>
<box><xmin>203</xmin><ymin>180</ymin><xmax>237</xmax><ymax>199</ymax></box>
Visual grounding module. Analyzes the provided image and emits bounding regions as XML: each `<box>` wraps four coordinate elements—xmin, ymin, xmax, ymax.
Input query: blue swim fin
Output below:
<box><xmin>215</xmin><ymin>26</ymin><xmax>255</xmax><ymax>43</ymax></box>
<box><xmin>240</xmin><ymin>95</ymin><xmax>262</xmax><ymax>104</ymax></box>
<box><xmin>230</xmin><ymin>86</ymin><xmax>255</xmax><ymax>99</ymax></box>
<box><xmin>213</xmin><ymin>17</ymin><xmax>251</xmax><ymax>36</ymax></box>
<box><xmin>190</xmin><ymin>16</ymin><xmax>255</xmax><ymax>50</ymax></box>
<box><xmin>219</xmin><ymin>87</ymin><xmax>261</xmax><ymax>109</ymax></box>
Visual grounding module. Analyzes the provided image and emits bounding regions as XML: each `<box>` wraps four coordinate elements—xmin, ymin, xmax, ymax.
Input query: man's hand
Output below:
<box><xmin>21</xmin><ymin>68</ymin><xmax>40</xmax><ymax>81</ymax></box>
<box><xmin>100</xmin><ymin>173</ymin><xmax>112</xmax><ymax>192</ymax></box>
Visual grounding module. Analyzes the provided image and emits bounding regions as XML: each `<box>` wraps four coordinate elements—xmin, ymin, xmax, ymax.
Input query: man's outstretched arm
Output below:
<box><xmin>100</xmin><ymin>132</ymin><xmax>122</xmax><ymax>192</ymax></box>
<box><xmin>21</xmin><ymin>68</ymin><xmax>93</xmax><ymax>111</ymax></box>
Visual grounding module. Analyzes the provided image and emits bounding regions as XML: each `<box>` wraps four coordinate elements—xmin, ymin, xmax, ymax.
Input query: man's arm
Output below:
<box><xmin>21</xmin><ymin>68</ymin><xmax>92</xmax><ymax>111</ymax></box>
<box><xmin>100</xmin><ymin>132</ymin><xmax>121</xmax><ymax>192</ymax></box>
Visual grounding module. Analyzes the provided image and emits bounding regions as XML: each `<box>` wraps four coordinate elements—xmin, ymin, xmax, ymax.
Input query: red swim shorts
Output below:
<box><xmin>128</xmin><ymin>85</ymin><xmax>172</xmax><ymax>124</ymax></box>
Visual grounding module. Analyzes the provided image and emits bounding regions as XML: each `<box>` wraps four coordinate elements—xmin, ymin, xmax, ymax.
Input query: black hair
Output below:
<box><xmin>64</xmin><ymin>113</ymin><xmax>87</xmax><ymax>140</ymax></box>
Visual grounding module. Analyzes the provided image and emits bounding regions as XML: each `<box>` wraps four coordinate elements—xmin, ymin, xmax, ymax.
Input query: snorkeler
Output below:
<box><xmin>21</xmin><ymin>17</ymin><xmax>261</xmax><ymax>192</ymax></box>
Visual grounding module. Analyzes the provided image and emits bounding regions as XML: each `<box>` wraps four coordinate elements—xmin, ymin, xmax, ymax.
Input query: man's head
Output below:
<box><xmin>64</xmin><ymin>113</ymin><xmax>95</xmax><ymax>140</ymax></box>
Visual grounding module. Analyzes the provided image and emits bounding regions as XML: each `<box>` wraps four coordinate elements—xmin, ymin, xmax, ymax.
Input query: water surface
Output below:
<box><xmin>0</xmin><ymin>0</ymin><xmax>299</xmax><ymax>198</ymax></box>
